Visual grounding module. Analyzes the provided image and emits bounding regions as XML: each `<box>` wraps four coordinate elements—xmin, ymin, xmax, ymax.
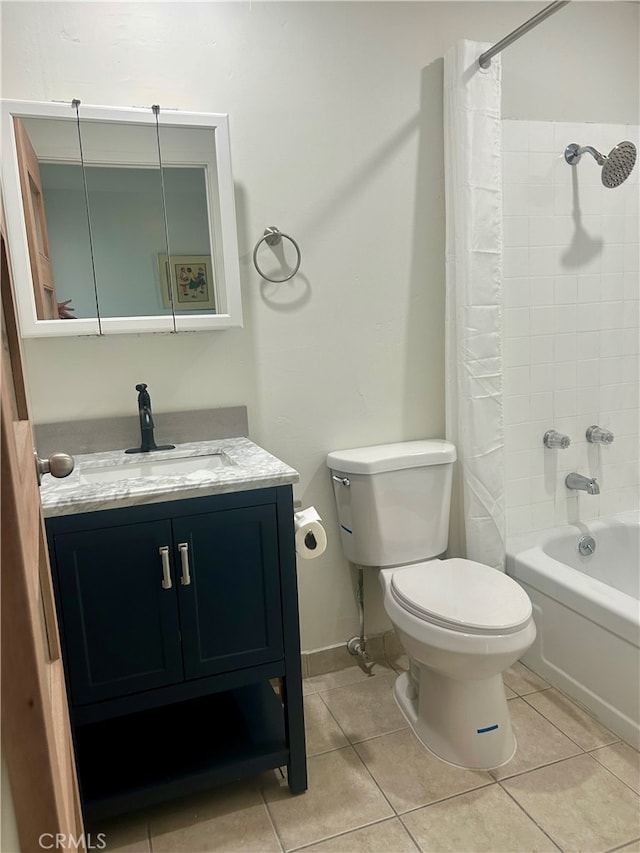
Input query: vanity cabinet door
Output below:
<box><xmin>53</xmin><ymin>520</ymin><xmax>183</xmax><ymax>705</ymax></box>
<box><xmin>173</xmin><ymin>504</ymin><xmax>284</xmax><ymax>680</ymax></box>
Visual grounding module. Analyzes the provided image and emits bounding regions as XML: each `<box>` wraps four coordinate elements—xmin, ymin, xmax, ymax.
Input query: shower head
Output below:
<box><xmin>564</xmin><ymin>141</ymin><xmax>637</xmax><ymax>188</ymax></box>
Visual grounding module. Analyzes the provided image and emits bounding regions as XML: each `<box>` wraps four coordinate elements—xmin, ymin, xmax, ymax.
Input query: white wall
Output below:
<box><xmin>2</xmin><ymin>2</ymin><xmax>638</xmax><ymax>651</ymax></box>
<box><xmin>503</xmin><ymin>119</ymin><xmax>640</xmax><ymax>536</ymax></box>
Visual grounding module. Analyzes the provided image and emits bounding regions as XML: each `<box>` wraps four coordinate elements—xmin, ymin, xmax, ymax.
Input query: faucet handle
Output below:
<box><xmin>544</xmin><ymin>430</ymin><xmax>571</xmax><ymax>449</ymax></box>
<box><xmin>586</xmin><ymin>425</ymin><xmax>614</xmax><ymax>445</ymax></box>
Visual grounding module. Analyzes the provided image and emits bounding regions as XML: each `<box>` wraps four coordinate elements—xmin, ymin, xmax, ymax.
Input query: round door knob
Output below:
<box><xmin>35</xmin><ymin>451</ymin><xmax>75</xmax><ymax>483</ymax></box>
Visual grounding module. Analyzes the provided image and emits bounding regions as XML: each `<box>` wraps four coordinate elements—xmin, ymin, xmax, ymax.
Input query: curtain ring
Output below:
<box><xmin>253</xmin><ymin>227</ymin><xmax>301</xmax><ymax>282</ymax></box>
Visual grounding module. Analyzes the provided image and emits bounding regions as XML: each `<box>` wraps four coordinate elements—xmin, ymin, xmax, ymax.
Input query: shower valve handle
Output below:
<box><xmin>586</xmin><ymin>425</ymin><xmax>614</xmax><ymax>445</ymax></box>
<box><xmin>543</xmin><ymin>430</ymin><xmax>571</xmax><ymax>450</ymax></box>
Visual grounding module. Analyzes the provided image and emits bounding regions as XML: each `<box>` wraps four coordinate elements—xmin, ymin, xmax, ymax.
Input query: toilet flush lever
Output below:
<box><xmin>332</xmin><ymin>475</ymin><xmax>350</xmax><ymax>487</ymax></box>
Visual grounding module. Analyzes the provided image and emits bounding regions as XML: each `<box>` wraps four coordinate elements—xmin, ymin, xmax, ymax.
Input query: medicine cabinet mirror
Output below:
<box><xmin>0</xmin><ymin>100</ymin><xmax>243</xmax><ymax>336</ymax></box>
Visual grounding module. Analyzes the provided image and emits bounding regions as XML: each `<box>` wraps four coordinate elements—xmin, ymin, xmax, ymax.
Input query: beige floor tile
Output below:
<box><xmin>304</xmin><ymin>693</ymin><xmax>350</xmax><ymax>755</ymax></box>
<box><xmin>591</xmin><ymin>741</ymin><xmax>640</xmax><ymax>793</ymax></box>
<box><xmin>524</xmin><ymin>687</ymin><xmax>620</xmax><ymax>751</ymax></box>
<box><xmin>263</xmin><ymin>746</ymin><xmax>394</xmax><ymax>851</ymax></box>
<box><xmin>303</xmin><ymin>678</ymin><xmax>317</xmax><ymax>695</ymax></box>
<box><xmin>100</xmin><ymin>816</ymin><xmax>150</xmax><ymax>852</ymax></box>
<box><xmin>491</xmin><ymin>698</ymin><xmax>582</xmax><ymax>781</ymax></box>
<box><xmin>503</xmin><ymin>661</ymin><xmax>549</xmax><ymax>696</ymax></box>
<box><xmin>302</xmin><ymin>818</ymin><xmax>419</xmax><ymax>852</ymax></box>
<box><xmin>149</xmin><ymin>780</ymin><xmax>281</xmax><ymax>852</ymax></box>
<box><xmin>505</xmin><ymin>684</ymin><xmax>517</xmax><ymax>699</ymax></box>
<box><xmin>318</xmin><ymin>674</ymin><xmax>407</xmax><ymax>742</ymax></box>
<box><xmin>502</xmin><ymin>753</ymin><xmax>640</xmax><ymax>852</ymax></box>
<box><xmin>354</xmin><ymin>728</ymin><xmax>492</xmax><ymax>814</ymax></box>
<box><xmin>401</xmin><ymin>783</ymin><xmax>559</xmax><ymax>852</ymax></box>
<box><xmin>306</xmin><ymin>663</ymin><xmax>394</xmax><ymax>692</ymax></box>
<box><xmin>616</xmin><ymin>840</ymin><xmax>640</xmax><ymax>851</ymax></box>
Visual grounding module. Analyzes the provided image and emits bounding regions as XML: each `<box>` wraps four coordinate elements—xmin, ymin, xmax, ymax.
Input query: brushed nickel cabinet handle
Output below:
<box><xmin>178</xmin><ymin>542</ymin><xmax>191</xmax><ymax>586</ymax></box>
<box><xmin>159</xmin><ymin>546</ymin><xmax>172</xmax><ymax>589</ymax></box>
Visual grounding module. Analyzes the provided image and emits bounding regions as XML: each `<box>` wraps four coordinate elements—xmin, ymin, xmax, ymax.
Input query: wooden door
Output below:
<box><xmin>13</xmin><ymin>117</ymin><xmax>58</xmax><ymax>320</ymax></box>
<box><xmin>174</xmin><ymin>504</ymin><xmax>284</xmax><ymax>680</ymax></box>
<box><xmin>1</xmin><ymin>196</ymin><xmax>83</xmax><ymax>849</ymax></box>
<box><xmin>53</xmin><ymin>520</ymin><xmax>183</xmax><ymax>705</ymax></box>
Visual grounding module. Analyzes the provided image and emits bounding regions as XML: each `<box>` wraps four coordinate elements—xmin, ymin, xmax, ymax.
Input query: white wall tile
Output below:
<box><xmin>554</xmin><ymin>333</ymin><xmax>577</xmax><ymax>362</ymax></box>
<box><xmin>503</xmin><ymin>217</ymin><xmax>529</xmax><ymax>248</ymax></box>
<box><xmin>503</xmin><ymin>120</ymin><xmax>529</xmax><ymax>152</ymax></box>
<box><xmin>503</xmin><ymin>152</ymin><xmax>529</xmax><ymax>184</ymax></box>
<box><xmin>530</xmin><ymin>335</ymin><xmax>554</xmax><ymax>363</ymax></box>
<box><xmin>504</xmin><ymin>246</ymin><xmax>529</xmax><ymax>277</ymax></box>
<box><xmin>504</xmin><ymin>337</ymin><xmax>530</xmax><ymax>367</ymax></box>
<box><xmin>529</xmin><ymin>277</ymin><xmax>554</xmax><ymax>305</ymax></box>
<box><xmin>528</xmin><ymin>122</ymin><xmax>555</xmax><ymax>152</ymax></box>
<box><xmin>504</xmin><ymin>307</ymin><xmax>530</xmax><ymax>338</ymax></box>
<box><xmin>530</xmin><ymin>306</ymin><xmax>555</xmax><ymax>335</ymax></box>
<box><xmin>554</xmin><ymin>276</ymin><xmax>578</xmax><ymax>304</ymax></box>
<box><xmin>502</xmin><ymin>120</ymin><xmax>639</xmax><ymax>537</ymax></box>
<box><xmin>577</xmin><ymin>274</ymin><xmax>602</xmax><ymax>302</ymax></box>
<box><xmin>529</xmin><ymin>217</ymin><xmax>555</xmax><ymax>247</ymax></box>
<box><xmin>503</xmin><ymin>276</ymin><xmax>530</xmax><ymax>307</ymax></box>
<box><xmin>504</xmin><ymin>365</ymin><xmax>530</xmax><ymax>396</ymax></box>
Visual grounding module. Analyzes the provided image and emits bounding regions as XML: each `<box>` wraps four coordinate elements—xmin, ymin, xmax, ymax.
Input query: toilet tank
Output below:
<box><xmin>327</xmin><ymin>440</ymin><xmax>457</xmax><ymax>568</ymax></box>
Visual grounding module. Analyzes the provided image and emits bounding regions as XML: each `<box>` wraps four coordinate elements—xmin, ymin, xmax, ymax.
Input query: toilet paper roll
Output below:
<box><xmin>294</xmin><ymin>507</ymin><xmax>327</xmax><ymax>560</ymax></box>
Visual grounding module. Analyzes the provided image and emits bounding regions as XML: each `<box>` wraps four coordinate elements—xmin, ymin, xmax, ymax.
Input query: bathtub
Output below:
<box><xmin>506</xmin><ymin>512</ymin><xmax>639</xmax><ymax>749</ymax></box>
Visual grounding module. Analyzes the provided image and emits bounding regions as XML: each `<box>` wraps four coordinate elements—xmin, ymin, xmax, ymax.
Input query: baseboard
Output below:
<box><xmin>301</xmin><ymin>630</ymin><xmax>405</xmax><ymax>678</ymax></box>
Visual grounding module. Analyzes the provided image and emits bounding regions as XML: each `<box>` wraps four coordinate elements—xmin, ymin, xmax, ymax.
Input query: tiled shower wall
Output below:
<box><xmin>502</xmin><ymin>120</ymin><xmax>640</xmax><ymax>538</ymax></box>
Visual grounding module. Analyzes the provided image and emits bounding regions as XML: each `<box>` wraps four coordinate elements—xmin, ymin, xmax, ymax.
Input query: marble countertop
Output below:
<box><xmin>40</xmin><ymin>437</ymin><xmax>299</xmax><ymax>517</ymax></box>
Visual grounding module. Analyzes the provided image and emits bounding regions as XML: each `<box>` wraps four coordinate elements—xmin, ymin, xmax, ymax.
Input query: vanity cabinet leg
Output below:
<box><xmin>281</xmin><ymin>675</ymin><xmax>307</xmax><ymax>794</ymax></box>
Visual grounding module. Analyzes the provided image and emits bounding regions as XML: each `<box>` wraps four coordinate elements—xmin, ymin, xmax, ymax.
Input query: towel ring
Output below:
<box><xmin>253</xmin><ymin>227</ymin><xmax>301</xmax><ymax>282</ymax></box>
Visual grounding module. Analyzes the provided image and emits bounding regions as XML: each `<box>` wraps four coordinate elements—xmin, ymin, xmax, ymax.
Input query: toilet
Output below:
<box><xmin>326</xmin><ymin>439</ymin><xmax>536</xmax><ymax>770</ymax></box>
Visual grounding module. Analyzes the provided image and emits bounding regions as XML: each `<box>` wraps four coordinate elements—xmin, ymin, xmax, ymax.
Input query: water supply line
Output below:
<box><xmin>347</xmin><ymin>565</ymin><xmax>374</xmax><ymax>675</ymax></box>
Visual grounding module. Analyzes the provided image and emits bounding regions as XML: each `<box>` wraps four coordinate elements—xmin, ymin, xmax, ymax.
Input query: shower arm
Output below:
<box><xmin>564</xmin><ymin>144</ymin><xmax>606</xmax><ymax>166</ymax></box>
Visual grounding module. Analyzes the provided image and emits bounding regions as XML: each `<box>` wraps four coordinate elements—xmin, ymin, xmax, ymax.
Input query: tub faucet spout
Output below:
<box><xmin>565</xmin><ymin>472</ymin><xmax>600</xmax><ymax>495</ymax></box>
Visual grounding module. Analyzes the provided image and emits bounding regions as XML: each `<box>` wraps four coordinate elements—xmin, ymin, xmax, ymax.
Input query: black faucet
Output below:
<box><xmin>125</xmin><ymin>383</ymin><xmax>175</xmax><ymax>454</ymax></box>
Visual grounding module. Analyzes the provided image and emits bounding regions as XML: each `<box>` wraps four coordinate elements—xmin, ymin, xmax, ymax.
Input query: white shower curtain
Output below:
<box><xmin>444</xmin><ymin>40</ymin><xmax>505</xmax><ymax>569</ymax></box>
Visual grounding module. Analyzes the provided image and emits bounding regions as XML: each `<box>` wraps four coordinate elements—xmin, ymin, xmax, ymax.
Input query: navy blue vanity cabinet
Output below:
<box><xmin>46</xmin><ymin>486</ymin><xmax>307</xmax><ymax>822</ymax></box>
<box><xmin>173</xmin><ymin>504</ymin><xmax>283</xmax><ymax>680</ymax></box>
<box><xmin>54</xmin><ymin>520</ymin><xmax>184</xmax><ymax>705</ymax></box>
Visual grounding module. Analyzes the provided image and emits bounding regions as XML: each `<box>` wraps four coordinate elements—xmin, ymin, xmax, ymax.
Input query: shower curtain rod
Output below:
<box><xmin>478</xmin><ymin>1</ymin><xmax>570</xmax><ymax>69</ymax></box>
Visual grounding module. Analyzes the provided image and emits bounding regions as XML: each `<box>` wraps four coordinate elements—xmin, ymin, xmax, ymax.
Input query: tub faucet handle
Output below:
<box><xmin>586</xmin><ymin>425</ymin><xmax>614</xmax><ymax>445</ymax></box>
<box><xmin>543</xmin><ymin>430</ymin><xmax>571</xmax><ymax>449</ymax></box>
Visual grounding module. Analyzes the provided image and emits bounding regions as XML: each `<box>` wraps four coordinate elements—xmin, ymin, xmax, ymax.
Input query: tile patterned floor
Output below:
<box><xmin>100</xmin><ymin>659</ymin><xmax>640</xmax><ymax>853</ymax></box>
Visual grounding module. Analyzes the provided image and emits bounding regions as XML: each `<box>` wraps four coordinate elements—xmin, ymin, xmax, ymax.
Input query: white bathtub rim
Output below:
<box><xmin>506</xmin><ymin>512</ymin><xmax>639</xmax><ymax>648</ymax></box>
<box><xmin>507</xmin><ymin>510</ymin><xmax>639</xmax><ymax>555</ymax></box>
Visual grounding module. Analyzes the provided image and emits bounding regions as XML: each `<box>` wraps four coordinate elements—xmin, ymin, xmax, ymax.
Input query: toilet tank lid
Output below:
<box><xmin>326</xmin><ymin>440</ymin><xmax>456</xmax><ymax>474</ymax></box>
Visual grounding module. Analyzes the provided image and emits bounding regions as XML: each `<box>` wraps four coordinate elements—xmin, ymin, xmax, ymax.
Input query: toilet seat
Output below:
<box><xmin>390</xmin><ymin>558</ymin><xmax>532</xmax><ymax>635</ymax></box>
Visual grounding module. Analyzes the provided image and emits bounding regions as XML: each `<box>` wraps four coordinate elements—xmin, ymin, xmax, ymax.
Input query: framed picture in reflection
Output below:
<box><xmin>159</xmin><ymin>254</ymin><xmax>216</xmax><ymax>312</ymax></box>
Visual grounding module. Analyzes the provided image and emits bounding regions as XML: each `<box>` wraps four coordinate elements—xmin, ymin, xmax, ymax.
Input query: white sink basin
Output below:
<box><xmin>78</xmin><ymin>452</ymin><xmax>230</xmax><ymax>485</ymax></box>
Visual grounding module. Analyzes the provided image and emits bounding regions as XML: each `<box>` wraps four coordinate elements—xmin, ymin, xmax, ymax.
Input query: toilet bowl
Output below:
<box><xmin>326</xmin><ymin>439</ymin><xmax>536</xmax><ymax>771</ymax></box>
<box><xmin>380</xmin><ymin>559</ymin><xmax>535</xmax><ymax>769</ymax></box>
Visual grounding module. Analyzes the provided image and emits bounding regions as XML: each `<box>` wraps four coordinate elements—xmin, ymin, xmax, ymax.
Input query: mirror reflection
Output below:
<box><xmin>2</xmin><ymin>100</ymin><xmax>243</xmax><ymax>336</ymax></box>
<box><xmin>13</xmin><ymin>115</ymin><xmax>93</xmax><ymax>320</ymax></box>
<box><xmin>19</xmin><ymin>115</ymin><xmax>217</xmax><ymax>321</ymax></box>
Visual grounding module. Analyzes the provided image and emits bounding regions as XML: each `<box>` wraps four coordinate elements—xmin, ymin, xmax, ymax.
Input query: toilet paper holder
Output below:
<box><xmin>293</xmin><ymin>506</ymin><xmax>327</xmax><ymax>560</ymax></box>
